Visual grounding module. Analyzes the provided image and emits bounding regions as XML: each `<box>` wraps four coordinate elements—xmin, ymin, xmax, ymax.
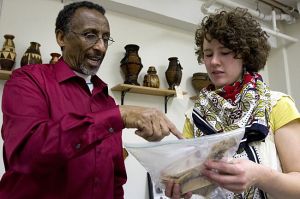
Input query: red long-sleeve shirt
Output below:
<box><xmin>0</xmin><ymin>59</ymin><xmax>126</xmax><ymax>199</ymax></box>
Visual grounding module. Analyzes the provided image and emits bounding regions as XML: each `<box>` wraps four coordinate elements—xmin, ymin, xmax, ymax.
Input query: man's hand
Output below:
<box><xmin>119</xmin><ymin>105</ymin><xmax>183</xmax><ymax>141</ymax></box>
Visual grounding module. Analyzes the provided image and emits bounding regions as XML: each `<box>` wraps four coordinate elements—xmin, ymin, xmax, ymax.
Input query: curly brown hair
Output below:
<box><xmin>195</xmin><ymin>8</ymin><xmax>270</xmax><ymax>72</ymax></box>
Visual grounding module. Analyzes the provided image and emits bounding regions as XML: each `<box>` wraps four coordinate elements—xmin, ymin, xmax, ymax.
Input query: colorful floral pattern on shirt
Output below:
<box><xmin>191</xmin><ymin>72</ymin><xmax>271</xmax><ymax>199</ymax></box>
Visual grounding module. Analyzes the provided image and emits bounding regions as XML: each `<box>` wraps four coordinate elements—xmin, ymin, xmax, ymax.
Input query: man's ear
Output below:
<box><xmin>56</xmin><ymin>29</ymin><xmax>65</xmax><ymax>49</ymax></box>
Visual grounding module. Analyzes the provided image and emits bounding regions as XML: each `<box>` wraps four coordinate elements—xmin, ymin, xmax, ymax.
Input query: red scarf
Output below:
<box><xmin>210</xmin><ymin>72</ymin><xmax>262</xmax><ymax>104</ymax></box>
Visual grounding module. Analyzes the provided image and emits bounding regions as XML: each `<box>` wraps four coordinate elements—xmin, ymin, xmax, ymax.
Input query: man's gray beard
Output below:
<box><xmin>80</xmin><ymin>64</ymin><xmax>96</xmax><ymax>76</ymax></box>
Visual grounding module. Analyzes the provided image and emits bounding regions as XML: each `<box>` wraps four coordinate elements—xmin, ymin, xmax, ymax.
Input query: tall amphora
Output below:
<box><xmin>165</xmin><ymin>57</ymin><xmax>182</xmax><ymax>90</ymax></box>
<box><xmin>120</xmin><ymin>44</ymin><xmax>143</xmax><ymax>85</ymax></box>
<box><xmin>20</xmin><ymin>42</ymin><xmax>42</xmax><ymax>67</ymax></box>
<box><xmin>0</xmin><ymin>34</ymin><xmax>16</xmax><ymax>71</ymax></box>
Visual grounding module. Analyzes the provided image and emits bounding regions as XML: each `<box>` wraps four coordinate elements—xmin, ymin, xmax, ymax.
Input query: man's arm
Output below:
<box><xmin>1</xmin><ymin>70</ymin><xmax>123</xmax><ymax>174</ymax></box>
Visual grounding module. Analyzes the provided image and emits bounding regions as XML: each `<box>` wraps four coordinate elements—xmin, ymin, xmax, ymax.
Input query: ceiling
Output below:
<box><xmin>224</xmin><ymin>0</ymin><xmax>299</xmax><ymax>19</ymax></box>
<box><xmin>255</xmin><ymin>0</ymin><xmax>300</xmax><ymax>8</ymax></box>
<box><xmin>256</xmin><ymin>0</ymin><xmax>299</xmax><ymax>16</ymax></box>
<box><xmin>276</xmin><ymin>0</ymin><xmax>299</xmax><ymax>7</ymax></box>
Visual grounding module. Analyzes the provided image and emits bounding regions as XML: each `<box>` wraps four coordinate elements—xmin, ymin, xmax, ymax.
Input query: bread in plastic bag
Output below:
<box><xmin>124</xmin><ymin>128</ymin><xmax>245</xmax><ymax>197</ymax></box>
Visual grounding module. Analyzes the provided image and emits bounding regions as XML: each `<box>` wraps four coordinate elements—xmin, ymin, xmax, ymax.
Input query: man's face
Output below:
<box><xmin>58</xmin><ymin>8</ymin><xmax>110</xmax><ymax>75</ymax></box>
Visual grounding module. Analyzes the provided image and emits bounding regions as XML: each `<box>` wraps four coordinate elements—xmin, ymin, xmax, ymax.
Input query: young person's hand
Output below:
<box><xmin>165</xmin><ymin>180</ymin><xmax>192</xmax><ymax>199</ymax></box>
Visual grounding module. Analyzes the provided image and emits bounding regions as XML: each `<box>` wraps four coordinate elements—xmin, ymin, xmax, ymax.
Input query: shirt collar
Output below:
<box><xmin>73</xmin><ymin>71</ymin><xmax>92</xmax><ymax>83</ymax></box>
<box><xmin>53</xmin><ymin>58</ymin><xmax>108</xmax><ymax>91</ymax></box>
<box><xmin>54</xmin><ymin>58</ymin><xmax>77</xmax><ymax>83</ymax></box>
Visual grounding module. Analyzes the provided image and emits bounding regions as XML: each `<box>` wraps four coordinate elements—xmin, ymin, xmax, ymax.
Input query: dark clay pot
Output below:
<box><xmin>120</xmin><ymin>44</ymin><xmax>143</xmax><ymax>85</ymax></box>
<box><xmin>20</xmin><ymin>41</ymin><xmax>42</xmax><ymax>67</ymax></box>
<box><xmin>165</xmin><ymin>57</ymin><xmax>182</xmax><ymax>90</ymax></box>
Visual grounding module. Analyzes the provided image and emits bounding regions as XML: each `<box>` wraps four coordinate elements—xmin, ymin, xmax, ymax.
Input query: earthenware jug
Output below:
<box><xmin>165</xmin><ymin>57</ymin><xmax>182</xmax><ymax>90</ymax></box>
<box><xmin>0</xmin><ymin>34</ymin><xmax>16</xmax><ymax>71</ymax></box>
<box><xmin>20</xmin><ymin>41</ymin><xmax>42</xmax><ymax>67</ymax></box>
<box><xmin>120</xmin><ymin>44</ymin><xmax>143</xmax><ymax>85</ymax></box>
<box><xmin>143</xmin><ymin>66</ymin><xmax>160</xmax><ymax>88</ymax></box>
<box><xmin>192</xmin><ymin>72</ymin><xmax>211</xmax><ymax>92</ymax></box>
<box><xmin>49</xmin><ymin>52</ymin><xmax>61</xmax><ymax>64</ymax></box>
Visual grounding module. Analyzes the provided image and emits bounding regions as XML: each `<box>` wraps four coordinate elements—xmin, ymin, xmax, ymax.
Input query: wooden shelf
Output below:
<box><xmin>111</xmin><ymin>83</ymin><xmax>180</xmax><ymax>96</ymax></box>
<box><xmin>0</xmin><ymin>69</ymin><xmax>12</xmax><ymax>80</ymax></box>
<box><xmin>111</xmin><ymin>84</ymin><xmax>187</xmax><ymax>113</ymax></box>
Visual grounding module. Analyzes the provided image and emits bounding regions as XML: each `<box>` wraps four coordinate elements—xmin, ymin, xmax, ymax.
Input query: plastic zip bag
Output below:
<box><xmin>125</xmin><ymin>128</ymin><xmax>245</xmax><ymax>197</ymax></box>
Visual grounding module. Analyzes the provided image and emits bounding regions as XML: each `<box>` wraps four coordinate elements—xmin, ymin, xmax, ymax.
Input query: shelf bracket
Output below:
<box><xmin>121</xmin><ymin>89</ymin><xmax>131</xmax><ymax>105</ymax></box>
<box><xmin>164</xmin><ymin>95</ymin><xmax>174</xmax><ymax>113</ymax></box>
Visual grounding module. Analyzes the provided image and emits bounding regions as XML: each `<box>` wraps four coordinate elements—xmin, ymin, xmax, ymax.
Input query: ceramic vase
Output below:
<box><xmin>20</xmin><ymin>41</ymin><xmax>42</xmax><ymax>67</ymax></box>
<box><xmin>165</xmin><ymin>57</ymin><xmax>182</xmax><ymax>90</ymax></box>
<box><xmin>143</xmin><ymin>66</ymin><xmax>160</xmax><ymax>88</ymax></box>
<box><xmin>0</xmin><ymin>34</ymin><xmax>16</xmax><ymax>71</ymax></box>
<box><xmin>192</xmin><ymin>72</ymin><xmax>211</xmax><ymax>92</ymax></box>
<box><xmin>120</xmin><ymin>44</ymin><xmax>143</xmax><ymax>85</ymax></box>
<box><xmin>49</xmin><ymin>52</ymin><xmax>61</xmax><ymax>64</ymax></box>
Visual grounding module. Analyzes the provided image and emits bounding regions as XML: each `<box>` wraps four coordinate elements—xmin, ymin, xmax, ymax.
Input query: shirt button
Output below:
<box><xmin>75</xmin><ymin>143</ymin><xmax>81</xmax><ymax>150</ymax></box>
<box><xmin>108</xmin><ymin>127</ymin><xmax>114</xmax><ymax>133</ymax></box>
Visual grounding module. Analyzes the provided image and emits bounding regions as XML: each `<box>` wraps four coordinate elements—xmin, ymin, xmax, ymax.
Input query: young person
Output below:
<box><xmin>165</xmin><ymin>8</ymin><xmax>300</xmax><ymax>199</ymax></box>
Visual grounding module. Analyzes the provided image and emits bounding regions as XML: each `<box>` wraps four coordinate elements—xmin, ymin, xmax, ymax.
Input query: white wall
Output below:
<box><xmin>283</xmin><ymin>20</ymin><xmax>300</xmax><ymax>109</ymax></box>
<box><xmin>267</xmin><ymin>20</ymin><xmax>300</xmax><ymax>109</ymax></box>
<box><xmin>0</xmin><ymin>0</ymin><xmax>299</xmax><ymax>199</ymax></box>
<box><xmin>102</xmin><ymin>10</ymin><xmax>201</xmax><ymax>199</ymax></box>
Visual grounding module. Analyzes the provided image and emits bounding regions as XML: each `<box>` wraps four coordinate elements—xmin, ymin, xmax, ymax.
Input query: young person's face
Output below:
<box><xmin>203</xmin><ymin>38</ymin><xmax>244</xmax><ymax>88</ymax></box>
<box><xmin>57</xmin><ymin>8</ymin><xmax>110</xmax><ymax>75</ymax></box>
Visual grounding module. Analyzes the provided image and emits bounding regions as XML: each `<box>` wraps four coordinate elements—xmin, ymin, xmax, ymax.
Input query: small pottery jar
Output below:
<box><xmin>20</xmin><ymin>41</ymin><xmax>42</xmax><ymax>67</ymax></box>
<box><xmin>192</xmin><ymin>72</ymin><xmax>211</xmax><ymax>92</ymax></box>
<box><xmin>49</xmin><ymin>52</ymin><xmax>61</xmax><ymax>64</ymax></box>
<box><xmin>120</xmin><ymin>44</ymin><xmax>143</xmax><ymax>85</ymax></box>
<box><xmin>143</xmin><ymin>66</ymin><xmax>160</xmax><ymax>88</ymax></box>
<box><xmin>0</xmin><ymin>34</ymin><xmax>16</xmax><ymax>71</ymax></box>
<box><xmin>165</xmin><ymin>57</ymin><xmax>182</xmax><ymax>90</ymax></box>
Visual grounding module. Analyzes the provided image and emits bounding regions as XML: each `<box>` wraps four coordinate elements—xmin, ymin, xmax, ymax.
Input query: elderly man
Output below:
<box><xmin>0</xmin><ymin>1</ymin><xmax>182</xmax><ymax>199</ymax></box>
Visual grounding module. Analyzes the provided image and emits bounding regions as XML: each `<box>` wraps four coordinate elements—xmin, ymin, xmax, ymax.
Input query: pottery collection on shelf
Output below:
<box><xmin>0</xmin><ymin>34</ymin><xmax>16</xmax><ymax>71</ymax></box>
<box><xmin>119</xmin><ymin>44</ymin><xmax>187</xmax><ymax>91</ymax></box>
